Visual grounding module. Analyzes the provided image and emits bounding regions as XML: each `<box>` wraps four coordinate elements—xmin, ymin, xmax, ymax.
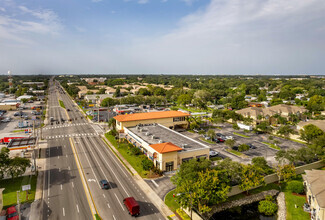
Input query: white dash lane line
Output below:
<box><xmin>76</xmin><ymin>204</ymin><xmax>79</xmax><ymax>213</ymax></box>
<box><xmin>115</xmin><ymin>193</ymin><xmax>125</xmax><ymax>211</ymax></box>
<box><xmin>63</xmin><ymin>207</ymin><xmax>65</xmax><ymax>216</ymax></box>
<box><xmin>60</xmin><ymin>184</ymin><xmax>62</xmax><ymax>190</ymax></box>
<box><xmin>107</xmin><ymin>203</ymin><xmax>110</xmax><ymax>208</ymax></box>
<box><xmin>113</xmin><ymin>215</ymin><xmax>116</xmax><ymax>220</ymax></box>
<box><xmin>103</xmin><ymin>194</ymin><xmax>106</xmax><ymax>198</ymax></box>
<box><xmin>72</xmin><ymin>182</ymin><xmax>74</xmax><ymax>188</ymax></box>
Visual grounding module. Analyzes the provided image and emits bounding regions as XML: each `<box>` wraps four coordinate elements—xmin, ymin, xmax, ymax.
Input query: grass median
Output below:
<box><xmin>199</xmin><ymin>137</ymin><xmax>215</xmax><ymax>144</ymax></box>
<box><xmin>0</xmin><ymin>175</ymin><xmax>37</xmax><ymax>209</ymax></box>
<box><xmin>226</xmin><ymin>148</ymin><xmax>243</xmax><ymax>156</ymax></box>
<box><xmin>262</xmin><ymin>142</ymin><xmax>281</xmax><ymax>150</ymax></box>
<box><xmin>59</xmin><ymin>100</ymin><xmax>65</xmax><ymax>109</ymax></box>
<box><xmin>233</xmin><ymin>132</ymin><xmax>250</xmax><ymax>138</ymax></box>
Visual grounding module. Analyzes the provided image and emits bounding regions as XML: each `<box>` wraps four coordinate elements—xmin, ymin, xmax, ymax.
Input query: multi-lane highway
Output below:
<box><xmin>43</xmin><ymin>79</ymin><xmax>165</xmax><ymax>219</ymax></box>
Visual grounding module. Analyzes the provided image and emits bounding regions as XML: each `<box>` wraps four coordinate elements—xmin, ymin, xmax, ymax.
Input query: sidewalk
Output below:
<box><xmin>102</xmin><ymin>135</ymin><xmax>178</xmax><ymax>220</ymax></box>
<box><xmin>29</xmin><ymin>139</ymin><xmax>47</xmax><ymax>220</ymax></box>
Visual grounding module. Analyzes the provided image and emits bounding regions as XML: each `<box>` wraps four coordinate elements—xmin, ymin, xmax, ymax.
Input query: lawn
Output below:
<box><xmin>0</xmin><ymin>175</ymin><xmax>37</xmax><ymax>209</ymax></box>
<box><xmin>104</xmin><ymin>134</ymin><xmax>149</xmax><ymax>178</ymax></box>
<box><xmin>226</xmin><ymin>149</ymin><xmax>243</xmax><ymax>156</ymax></box>
<box><xmin>262</xmin><ymin>142</ymin><xmax>281</xmax><ymax>150</ymax></box>
<box><xmin>199</xmin><ymin>137</ymin><xmax>215</xmax><ymax>144</ymax></box>
<box><xmin>233</xmin><ymin>132</ymin><xmax>250</xmax><ymax>138</ymax></box>
<box><xmin>285</xmin><ymin>191</ymin><xmax>309</xmax><ymax>220</ymax></box>
<box><xmin>165</xmin><ymin>189</ymin><xmax>180</xmax><ymax>212</ymax></box>
<box><xmin>59</xmin><ymin>100</ymin><xmax>65</xmax><ymax>109</ymax></box>
<box><xmin>12</xmin><ymin>129</ymin><xmax>25</xmax><ymax>133</ymax></box>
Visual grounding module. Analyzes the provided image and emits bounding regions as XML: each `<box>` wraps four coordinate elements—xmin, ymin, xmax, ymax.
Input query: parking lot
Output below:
<box><xmin>180</xmin><ymin>123</ymin><xmax>306</xmax><ymax>166</ymax></box>
<box><xmin>0</xmin><ymin>102</ymin><xmax>43</xmax><ymax>140</ymax></box>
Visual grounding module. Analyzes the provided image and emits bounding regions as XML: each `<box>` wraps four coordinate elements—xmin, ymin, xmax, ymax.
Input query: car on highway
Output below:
<box><xmin>123</xmin><ymin>197</ymin><xmax>140</xmax><ymax>216</ymax></box>
<box><xmin>67</xmin><ymin>109</ymin><xmax>70</xmax><ymax>111</ymax></box>
<box><xmin>6</xmin><ymin>206</ymin><xmax>18</xmax><ymax>220</ymax></box>
<box><xmin>209</xmin><ymin>150</ymin><xmax>219</xmax><ymax>157</ymax></box>
<box><xmin>100</xmin><ymin>179</ymin><xmax>109</xmax><ymax>189</ymax></box>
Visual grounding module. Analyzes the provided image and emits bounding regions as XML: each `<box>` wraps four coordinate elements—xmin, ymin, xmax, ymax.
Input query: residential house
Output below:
<box><xmin>303</xmin><ymin>170</ymin><xmax>325</xmax><ymax>220</ymax></box>
<box><xmin>84</xmin><ymin>94</ymin><xmax>113</xmax><ymax>105</ymax></box>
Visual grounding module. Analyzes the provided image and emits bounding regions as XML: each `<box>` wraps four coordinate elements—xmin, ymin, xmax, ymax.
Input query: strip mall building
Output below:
<box><xmin>114</xmin><ymin>111</ymin><xmax>210</xmax><ymax>172</ymax></box>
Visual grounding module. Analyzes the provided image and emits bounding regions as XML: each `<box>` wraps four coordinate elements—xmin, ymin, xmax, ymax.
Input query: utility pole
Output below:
<box><xmin>17</xmin><ymin>191</ymin><xmax>21</xmax><ymax>220</ymax></box>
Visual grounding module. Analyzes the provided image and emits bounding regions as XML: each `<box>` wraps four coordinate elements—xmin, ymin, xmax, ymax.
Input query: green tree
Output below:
<box><xmin>8</xmin><ymin>157</ymin><xmax>31</xmax><ymax>178</ymax></box>
<box><xmin>101</xmin><ymin>97</ymin><xmax>118</xmax><ymax>107</ymax></box>
<box><xmin>276</xmin><ymin>164</ymin><xmax>296</xmax><ymax>184</ymax></box>
<box><xmin>238</xmin><ymin>144</ymin><xmax>249</xmax><ymax>152</ymax></box>
<box><xmin>277</xmin><ymin>125</ymin><xmax>295</xmax><ymax>138</ymax></box>
<box><xmin>108</xmin><ymin>118</ymin><xmax>116</xmax><ymax>131</ymax></box>
<box><xmin>142</xmin><ymin>159</ymin><xmax>153</xmax><ymax>171</ymax></box>
<box><xmin>225</xmin><ymin>139</ymin><xmax>236</xmax><ymax>148</ymax></box>
<box><xmin>171</xmin><ymin>158</ymin><xmax>211</xmax><ymax>187</ymax></box>
<box><xmin>233</xmin><ymin>124</ymin><xmax>240</xmax><ymax>130</ymax></box>
<box><xmin>239</xmin><ymin>164</ymin><xmax>265</xmax><ymax>194</ymax></box>
<box><xmin>113</xmin><ymin>87</ymin><xmax>121</xmax><ymax>97</ymax></box>
<box><xmin>252</xmin><ymin>157</ymin><xmax>273</xmax><ymax>175</ymax></box>
<box><xmin>300</xmin><ymin>124</ymin><xmax>324</xmax><ymax>143</ymax></box>
<box><xmin>207</xmin><ymin>129</ymin><xmax>215</xmax><ymax>139</ymax></box>
<box><xmin>0</xmin><ymin>148</ymin><xmax>10</xmax><ymax>179</ymax></box>
<box><xmin>214</xmin><ymin>158</ymin><xmax>243</xmax><ymax>184</ymax></box>
<box><xmin>307</xmin><ymin>95</ymin><xmax>324</xmax><ymax>112</ymax></box>
<box><xmin>256</xmin><ymin>121</ymin><xmax>273</xmax><ymax>133</ymax></box>
<box><xmin>177</xmin><ymin>94</ymin><xmax>192</xmax><ymax>106</ymax></box>
<box><xmin>287</xmin><ymin>180</ymin><xmax>304</xmax><ymax>194</ymax></box>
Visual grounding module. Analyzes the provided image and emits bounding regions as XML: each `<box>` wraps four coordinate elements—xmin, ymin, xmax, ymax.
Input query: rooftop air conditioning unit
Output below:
<box><xmin>158</xmin><ymin>140</ymin><xmax>163</xmax><ymax>143</ymax></box>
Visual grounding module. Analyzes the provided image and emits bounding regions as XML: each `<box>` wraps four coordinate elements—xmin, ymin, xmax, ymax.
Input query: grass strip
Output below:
<box><xmin>199</xmin><ymin>137</ymin><xmax>215</xmax><ymax>144</ymax></box>
<box><xmin>176</xmin><ymin>208</ymin><xmax>191</xmax><ymax>220</ymax></box>
<box><xmin>262</xmin><ymin>142</ymin><xmax>281</xmax><ymax>150</ymax></box>
<box><xmin>59</xmin><ymin>100</ymin><xmax>65</xmax><ymax>109</ymax></box>
<box><xmin>226</xmin><ymin>148</ymin><xmax>243</xmax><ymax>156</ymax></box>
<box><xmin>233</xmin><ymin>132</ymin><xmax>250</xmax><ymax>138</ymax></box>
<box><xmin>285</xmin><ymin>191</ymin><xmax>309</xmax><ymax>220</ymax></box>
<box><xmin>102</xmin><ymin>136</ymin><xmax>133</xmax><ymax>176</ymax></box>
<box><xmin>12</xmin><ymin>129</ymin><xmax>25</xmax><ymax>133</ymax></box>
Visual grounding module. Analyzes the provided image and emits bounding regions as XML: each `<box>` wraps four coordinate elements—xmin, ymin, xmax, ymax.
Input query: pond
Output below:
<box><xmin>210</xmin><ymin>201</ymin><xmax>277</xmax><ymax>220</ymax></box>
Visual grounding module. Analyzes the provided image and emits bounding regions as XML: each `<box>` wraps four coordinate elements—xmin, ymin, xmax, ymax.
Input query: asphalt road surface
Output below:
<box><xmin>43</xmin><ymin>79</ymin><xmax>164</xmax><ymax>220</ymax></box>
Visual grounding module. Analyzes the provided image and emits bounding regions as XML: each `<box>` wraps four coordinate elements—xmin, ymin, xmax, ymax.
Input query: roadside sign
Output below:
<box><xmin>22</xmin><ymin>184</ymin><xmax>31</xmax><ymax>191</ymax></box>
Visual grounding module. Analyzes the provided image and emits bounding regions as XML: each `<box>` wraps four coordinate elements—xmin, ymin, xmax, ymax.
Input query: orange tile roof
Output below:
<box><xmin>114</xmin><ymin>111</ymin><xmax>190</xmax><ymax>122</ymax></box>
<box><xmin>149</xmin><ymin>142</ymin><xmax>183</xmax><ymax>153</ymax></box>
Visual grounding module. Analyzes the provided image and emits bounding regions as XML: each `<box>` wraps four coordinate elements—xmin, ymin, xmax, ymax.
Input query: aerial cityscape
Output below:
<box><xmin>1</xmin><ymin>0</ymin><xmax>325</xmax><ymax>220</ymax></box>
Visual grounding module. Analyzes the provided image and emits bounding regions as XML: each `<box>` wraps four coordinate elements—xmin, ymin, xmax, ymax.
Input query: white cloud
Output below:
<box><xmin>91</xmin><ymin>0</ymin><xmax>103</xmax><ymax>3</ymax></box>
<box><xmin>138</xmin><ymin>0</ymin><xmax>149</xmax><ymax>4</ymax></box>
<box><xmin>0</xmin><ymin>7</ymin><xmax>6</xmax><ymax>12</ymax></box>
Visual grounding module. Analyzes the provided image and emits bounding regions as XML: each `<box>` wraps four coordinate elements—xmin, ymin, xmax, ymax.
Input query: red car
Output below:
<box><xmin>7</xmin><ymin>206</ymin><xmax>19</xmax><ymax>220</ymax></box>
<box><xmin>217</xmin><ymin>138</ymin><xmax>225</xmax><ymax>142</ymax></box>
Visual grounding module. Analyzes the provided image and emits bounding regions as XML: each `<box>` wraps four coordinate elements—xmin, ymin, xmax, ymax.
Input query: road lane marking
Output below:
<box><xmin>61</xmin><ymin>184</ymin><xmax>62</xmax><ymax>190</ymax></box>
<box><xmin>103</xmin><ymin>194</ymin><xmax>106</xmax><ymax>198</ymax></box>
<box><xmin>115</xmin><ymin>193</ymin><xmax>125</xmax><ymax>211</ymax></box>
<box><xmin>76</xmin><ymin>204</ymin><xmax>79</xmax><ymax>213</ymax></box>
<box><xmin>59</xmin><ymin>168</ymin><xmax>61</xmax><ymax>172</ymax></box>
<box><xmin>113</xmin><ymin>215</ymin><xmax>116</xmax><ymax>220</ymax></box>
<box><xmin>68</xmin><ymin>166</ymin><xmax>71</xmax><ymax>170</ymax></box>
<box><xmin>72</xmin><ymin>182</ymin><xmax>74</xmax><ymax>188</ymax></box>
<box><xmin>151</xmin><ymin>180</ymin><xmax>159</xmax><ymax>188</ymax></box>
<box><xmin>62</xmin><ymin>208</ymin><xmax>65</xmax><ymax>216</ymax></box>
<box><xmin>107</xmin><ymin>203</ymin><xmax>110</xmax><ymax>208</ymax></box>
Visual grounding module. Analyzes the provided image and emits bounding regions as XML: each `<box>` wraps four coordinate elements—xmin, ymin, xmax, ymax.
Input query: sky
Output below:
<box><xmin>0</xmin><ymin>0</ymin><xmax>325</xmax><ymax>75</ymax></box>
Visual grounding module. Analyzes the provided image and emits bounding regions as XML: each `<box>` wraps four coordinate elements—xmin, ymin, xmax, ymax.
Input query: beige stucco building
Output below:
<box><xmin>124</xmin><ymin>124</ymin><xmax>210</xmax><ymax>172</ymax></box>
<box><xmin>114</xmin><ymin>111</ymin><xmax>190</xmax><ymax>132</ymax></box>
<box><xmin>303</xmin><ymin>169</ymin><xmax>325</xmax><ymax>220</ymax></box>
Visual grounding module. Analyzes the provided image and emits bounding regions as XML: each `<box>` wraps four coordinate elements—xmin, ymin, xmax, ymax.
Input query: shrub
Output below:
<box><xmin>233</xmin><ymin>124</ymin><xmax>240</xmax><ymax>130</ymax></box>
<box><xmin>152</xmin><ymin>166</ymin><xmax>163</xmax><ymax>176</ymax></box>
<box><xmin>142</xmin><ymin>159</ymin><xmax>153</xmax><ymax>171</ymax></box>
<box><xmin>258</xmin><ymin>200</ymin><xmax>278</xmax><ymax>216</ymax></box>
<box><xmin>130</xmin><ymin>147</ymin><xmax>142</xmax><ymax>156</ymax></box>
<box><xmin>238</xmin><ymin>144</ymin><xmax>250</xmax><ymax>152</ymax></box>
<box><xmin>287</xmin><ymin>180</ymin><xmax>304</xmax><ymax>194</ymax></box>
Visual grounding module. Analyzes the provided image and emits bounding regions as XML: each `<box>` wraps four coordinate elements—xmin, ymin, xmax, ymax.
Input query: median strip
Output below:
<box><xmin>233</xmin><ymin>132</ymin><xmax>250</xmax><ymax>138</ymax></box>
<box><xmin>262</xmin><ymin>142</ymin><xmax>281</xmax><ymax>150</ymax></box>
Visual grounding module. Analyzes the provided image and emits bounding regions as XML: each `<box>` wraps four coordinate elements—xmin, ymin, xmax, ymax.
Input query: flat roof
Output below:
<box><xmin>7</xmin><ymin>137</ymin><xmax>37</xmax><ymax>148</ymax></box>
<box><xmin>128</xmin><ymin>124</ymin><xmax>209</xmax><ymax>152</ymax></box>
<box><xmin>114</xmin><ymin>110</ymin><xmax>190</xmax><ymax>122</ymax></box>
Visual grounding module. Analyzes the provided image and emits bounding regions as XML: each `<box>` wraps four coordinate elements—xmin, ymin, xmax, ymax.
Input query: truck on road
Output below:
<box><xmin>123</xmin><ymin>197</ymin><xmax>140</xmax><ymax>216</ymax></box>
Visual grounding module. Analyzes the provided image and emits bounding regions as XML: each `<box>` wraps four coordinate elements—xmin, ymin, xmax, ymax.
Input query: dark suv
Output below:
<box><xmin>100</xmin><ymin>180</ymin><xmax>109</xmax><ymax>189</ymax></box>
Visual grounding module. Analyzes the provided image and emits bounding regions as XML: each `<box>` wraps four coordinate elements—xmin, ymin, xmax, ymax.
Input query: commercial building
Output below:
<box><xmin>114</xmin><ymin>111</ymin><xmax>190</xmax><ymax>132</ymax></box>
<box><xmin>303</xmin><ymin>169</ymin><xmax>325</xmax><ymax>220</ymax></box>
<box><xmin>124</xmin><ymin>123</ymin><xmax>209</xmax><ymax>171</ymax></box>
<box><xmin>0</xmin><ymin>103</ymin><xmax>18</xmax><ymax>110</ymax></box>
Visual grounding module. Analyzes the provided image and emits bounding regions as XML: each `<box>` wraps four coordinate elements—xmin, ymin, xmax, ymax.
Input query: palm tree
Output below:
<box><xmin>108</xmin><ymin>118</ymin><xmax>116</xmax><ymax>131</ymax></box>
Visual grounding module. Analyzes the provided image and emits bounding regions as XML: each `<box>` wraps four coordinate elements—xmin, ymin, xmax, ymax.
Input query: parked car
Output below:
<box><xmin>217</xmin><ymin>138</ymin><xmax>225</xmax><ymax>142</ymax></box>
<box><xmin>213</xmin><ymin>137</ymin><xmax>220</xmax><ymax>143</ymax></box>
<box><xmin>225</xmin><ymin>136</ymin><xmax>234</xmax><ymax>140</ymax></box>
<box><xmin>248</xmin><ymin>143</ymin><xmax>256</xmax><ymax>149</ymax></box>
<box><xmin>99</xmin><ymin>179</ymin><xmax>109</xmax><ymax>189</ymax></box>
<box><xmin>14</xmin><ymin>112</ymin><xmax>20</xmax><ymax>116</ymax></box>
<box><xmin>209</xmin><ymin>150</ymin><xmax>219</xmax><ymax>157</ymax></box>
<box><xmin>27</xmin><ymin>100</ymin><xmax>34</xmax><ymax>103</ymax></box>
<box><xmin>232</xmin><ymin>146</ymin><xmax>239</xmax><ymax>151</ymax></box>
<box><xmin>216</xmin><ymin>133</ymin><xmax>223</xmax><ymax>137</ymax></box>
<box><xmin>123</xmin><ymin>197</ymin><xmax>140</xmax><ymax>216</ymax></box>
<box><xmin>193</xmin><ymin>129</ymin><xmax>199</xmax><ymax>133</ymax></box>
<box><xmin>1</xmin><ymin>117</ymin><xmax>11</xmax><ymax>123</ymax></box>
<box><xmin>6</xmin><ymin>206</ymin><xmax>19</xmax><ymax>220</ymax></box>
<box><xmin>203</xmin><ymin>134</ymin><xmax>211</xmax><ymax>140</ymax></box>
